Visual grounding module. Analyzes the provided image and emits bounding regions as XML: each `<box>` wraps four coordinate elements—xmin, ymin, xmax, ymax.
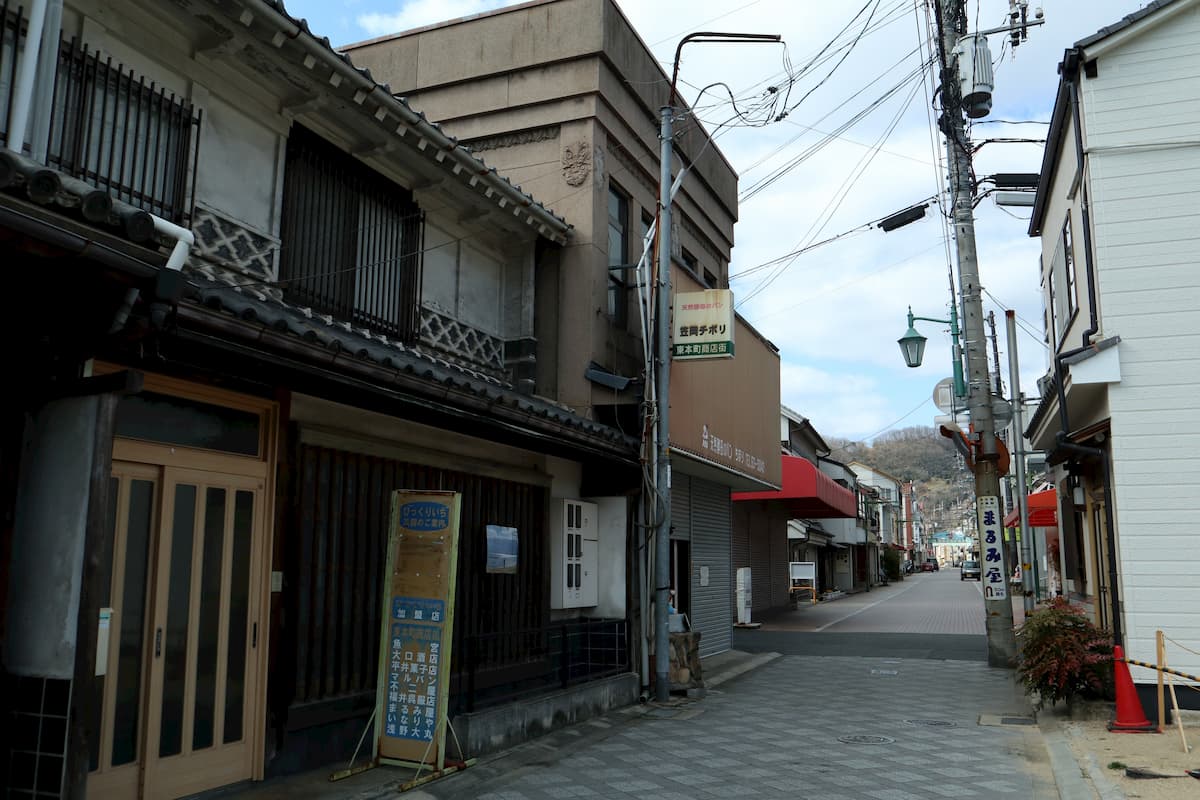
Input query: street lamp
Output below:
<box><xmin>897</xmin><ymin>305</ymin><xmax>966</xmax><ymax>398</ymax></box>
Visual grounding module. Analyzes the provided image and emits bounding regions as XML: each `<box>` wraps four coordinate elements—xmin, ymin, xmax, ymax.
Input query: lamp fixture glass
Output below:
<box><xmin>898</xmin><ymin>326</ymin><xmax>927</xmax><ymax>368</ymax></box>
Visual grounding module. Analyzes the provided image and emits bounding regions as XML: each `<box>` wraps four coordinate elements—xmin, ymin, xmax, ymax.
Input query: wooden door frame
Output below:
<box><xmin>96</xmin><ymin>362</ymin><xmax>279</xmax><ymax>785</ymax></box>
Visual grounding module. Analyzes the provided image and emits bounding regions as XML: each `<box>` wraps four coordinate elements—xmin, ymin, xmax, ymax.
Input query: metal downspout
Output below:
<box><xmin>108</xmin><ymin>216</ymin><xmax>194</xmax><ymax>332</ymax></box>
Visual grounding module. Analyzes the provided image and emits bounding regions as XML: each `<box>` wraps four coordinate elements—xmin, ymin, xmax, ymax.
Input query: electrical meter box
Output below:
<box><xmin>550</xmin><ymin>499</ymin><xmax>598</xmax><ymax>608</ymax></box>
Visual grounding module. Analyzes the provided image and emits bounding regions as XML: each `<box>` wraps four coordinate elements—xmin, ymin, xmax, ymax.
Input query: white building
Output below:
<box><xmin>1024</xmin><ymin>0</ymin><xmax>1200</xmax><ymax>710</ymax></box>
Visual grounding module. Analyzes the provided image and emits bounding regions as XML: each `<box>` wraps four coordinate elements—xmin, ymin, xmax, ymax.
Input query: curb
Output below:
<box><xmin>706</xmin><ymin>651</ymin><xmax>782</xmax><ymax>688</ymax></box>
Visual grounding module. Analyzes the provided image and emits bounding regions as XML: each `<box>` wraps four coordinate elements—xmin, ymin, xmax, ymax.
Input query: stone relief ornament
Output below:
<box><xmin>562</xmin><ymin>141</ymin><xmax>592</xmax><ymax>186</ymax></box>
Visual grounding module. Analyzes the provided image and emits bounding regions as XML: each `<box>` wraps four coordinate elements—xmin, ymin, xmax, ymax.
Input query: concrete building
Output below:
<box><xmin>1024</xmin><ymin>0</ymin><xmax>1200</xmax><ymax>710</ymax></box>
<box><xmin>344</xmin><ymin>0</ymin><xmax>783</xmax><ymax>659</ymax></box>
<box><xmin>848</xmin><ymin>462</ymin><xmax>905</xmax><ymax>582</ymax></box>
<box><xmin>731</xmin><ymin>407</ymin><xmax>856</xmax><ymax>615</ymax></box>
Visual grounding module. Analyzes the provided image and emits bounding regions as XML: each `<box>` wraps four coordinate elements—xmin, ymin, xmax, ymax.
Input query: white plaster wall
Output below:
<box><xmin>459</xmin><ymin>242</ymin><xmax>502</xmax><ymax>334</ymax></box>
<box><xmin>423</xmin><ymin>220</ymin><xmax>459</xmax><ymax>314</ymax></box>
<box><xmin>588</xmin><ymin>496</ymin><xmax>627</xmax><ymax>619</ymax></box>
<box><xmin>194</xmin><ymin>93</ymin><xmax>280</xmax><ymax>234</ymax></box>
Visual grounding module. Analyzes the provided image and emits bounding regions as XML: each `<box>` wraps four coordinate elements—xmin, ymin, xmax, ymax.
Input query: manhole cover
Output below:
<box><xmin>905</xmin><ymin>719</ymin><xmax>957</xmax><ymax>728</ymax></box>
<box><xmin>837</xmin><ymin>735</ymin><xmax>895</xmax><ymax>745</ymax></box>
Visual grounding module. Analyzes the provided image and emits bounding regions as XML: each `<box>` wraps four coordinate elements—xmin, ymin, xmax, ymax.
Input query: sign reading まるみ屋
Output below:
<box><xmin>673</xmin><ymin>289</ymin><xmax>734</xmax><ymax>360</ymax></box>
<box><xmin>376</xmin><ymin>491</ymin><xmax>461</xmax><ymax>769</ymax></box>
<box><xmin>977</xmin><ymin>495</ymin><xmax>1007</xmax><ymax>600</ymax></box>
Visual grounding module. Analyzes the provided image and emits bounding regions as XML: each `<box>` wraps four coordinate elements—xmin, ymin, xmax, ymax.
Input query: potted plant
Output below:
<box><xmin>1016</xmin><ymin>597</ymin><xmax>1113</xmax><ymax>711</ymax></box>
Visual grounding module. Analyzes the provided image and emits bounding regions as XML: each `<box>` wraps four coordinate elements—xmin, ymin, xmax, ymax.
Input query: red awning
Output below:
<box><xmin>1003</xmin><ymin>489</ymin><xmax>1058</xmax><ymax>528</ymax></box>
<box><xmin>732</xmin><ymin>455</ymin><xmax>857</xmax><ymax>518</ymax></box>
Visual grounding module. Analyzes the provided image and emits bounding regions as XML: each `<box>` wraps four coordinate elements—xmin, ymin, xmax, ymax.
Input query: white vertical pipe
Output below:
<box><xmin>30</xmin><ymin>0</ymin><xmax>64</xmax><ymax>162</ymax></box>
<box><xmin>6</xmin><ymin>0</ymin><xmax>49</xmax><ymax>153</ymax></box>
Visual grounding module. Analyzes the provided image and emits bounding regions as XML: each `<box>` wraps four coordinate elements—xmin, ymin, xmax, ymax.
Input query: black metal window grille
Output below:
<box><xmin>0</xmin><ymin>3</ymin><xmax>201</xmax><ymax>225</ymax></box>
<box><xmin>460</xmin><ymin>618</ymin><xmax>630</xmax><ymax>714</ymax></box>
<box><xmin>279</xmin><ymin>124</ymin><xmax>423</xmax><ymax>342</ymax></box>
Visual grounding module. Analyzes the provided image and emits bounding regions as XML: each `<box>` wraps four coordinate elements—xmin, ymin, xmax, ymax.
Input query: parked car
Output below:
<box><xmin>922</xmin><ymin>558</ymin><xmax>939</xmax><ymax>572</ymax></box>
<box><xmin>960</xmin><ymin>559</ymin><xmax>981</xmax><ymax>581</ymax></box>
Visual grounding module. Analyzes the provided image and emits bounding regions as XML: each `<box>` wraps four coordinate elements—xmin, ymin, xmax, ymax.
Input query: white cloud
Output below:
<box><xmin>283</xmin><ymin>0</ymin><xmax>1137</xmax><ymax>441</ymax></box>
<box><xmin>357</xmin><ymin>0</ymin><xmax>515</xmax><ymax>37</ymax></box>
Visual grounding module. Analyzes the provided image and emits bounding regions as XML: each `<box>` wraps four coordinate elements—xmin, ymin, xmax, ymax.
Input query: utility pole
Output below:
<box><xmin>935</xmin><ymin>0</ymin><xmax>1017</xmax><ymax>666</ymax></box>
<box><xmin>1006</xmin><ymin>310</ymin><xmax>1035</xmax><ymax>612</ymax></box>
<box><xmin>654</xmin><ymin>31</ymin><xmax>780</xmax><ymax>702</ymax></box>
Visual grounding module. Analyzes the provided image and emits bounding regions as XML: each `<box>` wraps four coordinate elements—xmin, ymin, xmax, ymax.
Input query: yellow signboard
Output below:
<box><xmin>375</xmin><ymin>491</ymin><xmax>462</xmax><ymax>769</ymax></box>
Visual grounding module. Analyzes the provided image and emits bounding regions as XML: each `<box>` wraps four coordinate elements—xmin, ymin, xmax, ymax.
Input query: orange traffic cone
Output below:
<box><xmin>1108</xmin><ymin>645</ymin><xmax>1157</xmax><ymax>733</ymax></box>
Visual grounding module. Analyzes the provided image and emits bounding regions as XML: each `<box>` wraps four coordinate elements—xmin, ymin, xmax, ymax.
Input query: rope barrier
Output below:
<box><xmin>1121</xmin><ymin>657</ymin><xmax>1200</xmax><ymax>683</ymax></box>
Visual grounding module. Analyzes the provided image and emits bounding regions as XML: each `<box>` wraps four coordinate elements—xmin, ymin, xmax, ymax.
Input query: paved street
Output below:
<box><xmin>737</xmin><ymin>570</ymin><xmax>1005</xmax><ymax>662</ymax></box>
<box><xmin>239</xmin><ymin>570</ymin><xmax>1057</xmax><ymax>799</ymax></box>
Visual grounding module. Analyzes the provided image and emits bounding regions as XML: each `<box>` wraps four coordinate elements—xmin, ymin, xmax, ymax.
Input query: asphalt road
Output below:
<box><xmin>734</xmin><ymin>569</ymin><xmax>994</xmax><ymax>661</ymax></box>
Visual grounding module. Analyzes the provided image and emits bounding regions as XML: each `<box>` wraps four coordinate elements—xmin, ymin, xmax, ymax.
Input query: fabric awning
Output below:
<box><xmin>732</xmin><ymin>455</ymin><xmax>857</xmax><ymax>518</ymax></box>
<box><xmin>1003</xmin><ymin>488</ymin><xmax>1058</xmax><ymax>528</ymax></box>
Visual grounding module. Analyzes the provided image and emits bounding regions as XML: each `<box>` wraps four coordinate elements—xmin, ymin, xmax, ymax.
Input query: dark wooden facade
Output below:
<box><xmin>271</xmin><ymin>441</ymin><xmax>550</xmax><ymax>750</ymax></box>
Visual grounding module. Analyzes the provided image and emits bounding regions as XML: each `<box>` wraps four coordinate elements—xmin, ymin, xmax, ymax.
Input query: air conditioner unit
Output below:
<box><xmin>550</xmin><ymin>499</ymin><xmax>598</xmax><ymax>609</ymax></box>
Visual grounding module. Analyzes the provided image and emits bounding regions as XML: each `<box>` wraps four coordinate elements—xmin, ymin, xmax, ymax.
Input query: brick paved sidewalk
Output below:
<box><xmin>400</xmin><ymin>653</ymin><xmax>1056</xmax><ymax>800</ymax></box>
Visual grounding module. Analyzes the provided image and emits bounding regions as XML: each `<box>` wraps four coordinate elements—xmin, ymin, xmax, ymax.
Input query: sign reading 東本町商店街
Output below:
<box><xmin>375</xmin><ymin>490</ymin><xmax>462</xmax><ymax>770</ymax></box>
<box><xmin>673</xmin><ymin>289</ymin><xmax>734</xmax><ymax>360</ymax></box>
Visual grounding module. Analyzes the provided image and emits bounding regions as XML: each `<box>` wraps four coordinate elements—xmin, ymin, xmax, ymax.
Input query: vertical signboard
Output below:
<box><xmin>977</xmin><ymin>495</ymin><xmax>1007</xmax><ymax>600</ymax></box>
<box><xmin>672</xmin><ymin>289</ymin><xmax>735</xmax><ymax>360</ymax></box>
<box><xmin>376</xmin><ymin>491</ymin><xmax>462</xmax><ymax>768</ymax></box>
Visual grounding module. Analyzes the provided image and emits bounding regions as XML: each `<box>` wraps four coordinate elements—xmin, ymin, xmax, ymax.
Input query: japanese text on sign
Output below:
<box><xmin>672</xmin><ymin>289</ymin><xmax>735</xmax><ymax>361</ymax></box>
<box><xmin>392</xmin><ymin>597</ymin><xmax>444</xmax><ymax>623</ymax></box>
<box><xmin>977</xmin><ymin>495</ymin><xmax>1007</xmax><ymax>600</ymax></box>
<box><xmin>384</xmin><ymin>623</ymin><xmax>442</xmax><ymax>742</ymax></box>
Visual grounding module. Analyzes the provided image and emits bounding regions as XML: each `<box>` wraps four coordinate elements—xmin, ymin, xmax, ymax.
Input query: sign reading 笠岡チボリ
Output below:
<box><xmin>673</xmin><ymin>290</ymin><xmax>734</xmax><ymax>360</ymax></box>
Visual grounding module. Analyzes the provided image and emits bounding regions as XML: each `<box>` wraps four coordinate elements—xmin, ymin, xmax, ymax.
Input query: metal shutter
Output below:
<box><xmin>750</xmin><ymin>512</ymin><xmax>771</xmax><ymax>613</ymax></box>
<box><xmin>690</xmin><ymin>477</ymin><xmax>732</xmax><ymax>657</ymax></box>
<box><xmin>769</xmin><ymin>514</ymin><xmax>790</xmax><ymax>609</ymax></box>
<box><xmin>670</xmin><ymin>475</ymin><xmax>691</xmax><ymax>541</ymax></box>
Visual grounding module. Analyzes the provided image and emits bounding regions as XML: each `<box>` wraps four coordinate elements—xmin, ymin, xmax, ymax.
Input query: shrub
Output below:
<box><xmin>1016</xmin><ymin>597</ymin><xmax>1114</xmax><ymax>710</ymax></box>
<box><xmin>881</xmin><ymin>548</ymin><xmax>901</xmax><ymax>580</ymax></box>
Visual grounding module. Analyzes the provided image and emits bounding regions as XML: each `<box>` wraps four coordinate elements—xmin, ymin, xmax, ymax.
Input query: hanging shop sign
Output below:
<box><xmin>977</xmin><ymin>495</ymin><xmax>1007</xmax><ymax>601</ymax></box>
<box><xmin>375</xmin><ymin>491</ymin><xmax>462</xmax><ymax>769</ymax></box>
<box><xmin>672</xmin><ymin>289</ymin><xmax>735</xmax><ymax>360</ymax></box>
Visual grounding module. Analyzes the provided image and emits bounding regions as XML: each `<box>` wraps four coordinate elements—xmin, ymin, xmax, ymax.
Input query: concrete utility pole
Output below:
<box><xmin>936</xmin><ymin>0</ymin><xmax>1017</xmax><ymax>666</ymax></box>
<box><xmin>654</xmin><ymin>101</ymin><xmax>673</xmax><ymax>703</ymax></box>
<box><xmin>654</xmin><ymin>31</ymin><xmax>780</xmax><ymax>703</ymax></box>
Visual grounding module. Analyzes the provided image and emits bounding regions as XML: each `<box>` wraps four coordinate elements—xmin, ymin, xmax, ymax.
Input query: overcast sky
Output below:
<box><xmin>280</xmin><ymin>0</ymin><xmax>1143</xmax><ymax>443</ymax></box>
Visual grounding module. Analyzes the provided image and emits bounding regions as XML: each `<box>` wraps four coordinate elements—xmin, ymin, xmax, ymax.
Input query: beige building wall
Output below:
<box><xmin>345</xmin><ymin>0</ymin><xmax>744</xmax><ymax>413</ymax></box>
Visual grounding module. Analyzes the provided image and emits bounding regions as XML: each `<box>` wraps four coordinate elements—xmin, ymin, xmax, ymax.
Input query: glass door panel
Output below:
<box><xmin>87</xmin><ymin>463</ymin><xmax>158</xmax><ymax>800</ymax></box>
<box><xmin>143</xmin><ymin>469</ymin><xmax>262</xmax><ymax>800</ymax></box>
<box><xmin>89</xmin><ymin>461</ymin><xmax>264</xmax><ymax>800</ymax></box>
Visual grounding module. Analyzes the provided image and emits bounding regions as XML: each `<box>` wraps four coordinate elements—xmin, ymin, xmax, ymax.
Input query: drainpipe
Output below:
<box><xmin>6</xmin><ymin>0</ymin><xmax>49</xmax><ymax>153</ymax></box>
<box><xmin>1045</xmin><ymin>53</ymin><xmax>1122</xmax><ymax>647</ymax></box>
<box><xmin>108</xmin><ymin>215</ymin><xmax>194</xmax><ymax>332</ymax></box>
<box><xmin>29</xmin><ymin>0</ymin><xmax>63</xmax><ymax>162</ymax></box>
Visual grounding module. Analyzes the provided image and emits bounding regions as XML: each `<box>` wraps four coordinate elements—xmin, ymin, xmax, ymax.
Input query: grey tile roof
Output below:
<box><xmin>1074</xmin><ymin>0</ymin><xmax>1182</xmax><ymax>49</ymax></box>
<box><xmin>257</xmin><ymin>0</ymin><xmax>571</xmax><ymax>239</ymax></box>
<box><xmin>182</xmin><ymin>267</ymin><xmax>638</xmax><ymax>452</ymax></box>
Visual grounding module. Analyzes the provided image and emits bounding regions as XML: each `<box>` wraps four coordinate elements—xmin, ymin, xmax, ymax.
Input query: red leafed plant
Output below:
<box><xmin>1016</xmin><ymin>597</ymin><xmax>1114</xmax><ymax>710</ymax></box>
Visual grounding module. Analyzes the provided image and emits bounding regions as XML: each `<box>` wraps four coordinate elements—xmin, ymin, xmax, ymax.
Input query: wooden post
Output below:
<box><xmin>1156</xmin><ymin>630</ymin><xmax>1166</xmax><ymax>732</ymax></box>
<box><xmin>1167</xmin><ymin>676</ymin><xmax>1190</xmax><ymax>753</ymax></box>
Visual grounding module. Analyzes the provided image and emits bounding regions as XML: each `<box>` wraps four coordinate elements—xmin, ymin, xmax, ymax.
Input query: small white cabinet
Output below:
<box><xmin>550</xmin><ymin>499</ymin><xmax>598</xmax><ymax>608</ymax></box>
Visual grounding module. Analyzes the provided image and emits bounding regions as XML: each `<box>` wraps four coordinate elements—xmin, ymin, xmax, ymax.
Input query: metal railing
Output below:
<box><xmin>278</xmin><ymin>124</ymin><xmax>423</xmax><ymax>342</ymax></box>
<box><xmin>0</xmin><ymin>2</ymin><xmax>201</xmax><ymax>224</ymax></box>
<box><xmin>458</xmin><ymin>618</ymin><xmax>629</xmax><ymax>714</ymax></box>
